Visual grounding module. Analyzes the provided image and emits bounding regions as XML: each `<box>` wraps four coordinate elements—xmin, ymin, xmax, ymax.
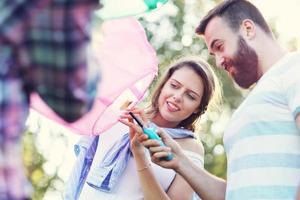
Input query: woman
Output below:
<box><xmin>64</xmin><ymin>56</ymin><xmax>220</xmax><ymax>200</ymax></box>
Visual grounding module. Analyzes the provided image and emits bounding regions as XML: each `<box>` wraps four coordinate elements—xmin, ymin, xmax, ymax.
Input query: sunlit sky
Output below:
<box><xmin>252</xmin><ymin>0</ymin><xmax>300</xmax><ymax>48</ymax></box>
<box><xmin>26</xmin><ymin>1</ymin><xmax>300</xmax><ymax>199</ymax></box>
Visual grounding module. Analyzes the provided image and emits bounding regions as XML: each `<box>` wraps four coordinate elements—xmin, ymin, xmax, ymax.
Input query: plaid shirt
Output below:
<box><xmin>0</xmin><ymin>0</ymin><xmax>100</xmax><ymax>199</ymax></box>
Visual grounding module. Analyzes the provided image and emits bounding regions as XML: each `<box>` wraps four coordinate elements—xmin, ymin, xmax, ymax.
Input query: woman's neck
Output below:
<box><xmin>151</xmin><ymin>114</ymin><xmax>179</xmax><ymax>128</ymax></box>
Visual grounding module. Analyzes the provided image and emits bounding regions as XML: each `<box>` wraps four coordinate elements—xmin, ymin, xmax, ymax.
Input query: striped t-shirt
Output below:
<box><xmin>224</xmin><ymin>52</ymin><xmax>300</xmax><ymax>200</ymax></box>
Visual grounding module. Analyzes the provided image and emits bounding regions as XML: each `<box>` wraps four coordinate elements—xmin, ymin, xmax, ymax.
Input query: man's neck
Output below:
<box><xmin>258</xmin><ymin>37</ymin><xmax>287</xmax><ymax>76</ymax></box>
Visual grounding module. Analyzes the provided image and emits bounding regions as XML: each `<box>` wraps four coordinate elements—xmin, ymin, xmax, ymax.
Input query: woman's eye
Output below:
<box><xmin>186</xmin><ymin>93</ymin><xmax>196</xmax><ymax>100</ymax></box>
<box><xmin>170</xmin><ymin>83</ymin><xmax>178</xmax><ymax>88</ymax></box>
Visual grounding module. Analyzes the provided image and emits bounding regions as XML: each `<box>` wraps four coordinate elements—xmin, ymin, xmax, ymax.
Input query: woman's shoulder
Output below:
<box><xmin>175</xmin><ymin>137</ymin><xmax>204</xmax><ymax>157</ymax></box>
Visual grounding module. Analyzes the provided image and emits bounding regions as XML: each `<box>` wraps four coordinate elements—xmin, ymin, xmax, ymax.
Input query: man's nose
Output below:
<box><xmin>215</xmin><ymin>54</ymin><xmax>225</xmax><ymax>69</ymax></box>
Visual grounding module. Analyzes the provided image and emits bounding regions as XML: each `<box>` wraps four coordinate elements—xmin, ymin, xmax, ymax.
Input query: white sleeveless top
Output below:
<box><xmin>79</xmin><ymin>123</ymin><xmax>203</xmax><ymax>200</ymax></box>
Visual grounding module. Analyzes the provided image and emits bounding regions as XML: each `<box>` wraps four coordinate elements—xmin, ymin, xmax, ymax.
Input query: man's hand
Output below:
<box><xmin>141</xmin><ymin>129</ymin><xmax>187</xmax><ymax>171</ymax></box>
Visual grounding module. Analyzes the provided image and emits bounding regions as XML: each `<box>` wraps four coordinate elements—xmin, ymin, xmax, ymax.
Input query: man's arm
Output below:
<box><xmin>146</xmin><ymin>129</ymin><xmax>226</xmax><ymax>200</ymax></box>
<box><xmin>176</xmin><ymin>154</ymin><xmax>226</xmax><ymax>200</ymax></box>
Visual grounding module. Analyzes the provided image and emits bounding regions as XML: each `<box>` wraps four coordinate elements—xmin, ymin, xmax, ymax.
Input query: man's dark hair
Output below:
<box><xmin>196</xmin><ymin>0</ymin><xmax>271</xmax><ymax>35</ymax></box>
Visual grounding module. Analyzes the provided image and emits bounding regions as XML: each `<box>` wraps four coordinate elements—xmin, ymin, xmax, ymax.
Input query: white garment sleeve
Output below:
<box><xmin>282</xmin><ymin>62</ymin><xmax>300</xmax><ymax>119</ymax></box>
<box><xmin>183</xmin><ymin>150</ymin><xmax>204</xmax><ymax>168</ymax></box>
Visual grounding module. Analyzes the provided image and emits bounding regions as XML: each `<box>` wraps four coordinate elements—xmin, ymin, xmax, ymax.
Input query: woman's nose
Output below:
<box><xmin>172</xmin><ymin>92</ymin><xmax>183</xmax><ymax>102</ymax></box>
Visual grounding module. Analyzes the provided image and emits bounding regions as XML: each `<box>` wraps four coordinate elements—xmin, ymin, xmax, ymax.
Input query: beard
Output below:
<box><xmin>227</xmin><ymin>36</ymin><xmax>259</xmax><ymax>89</ymax></box>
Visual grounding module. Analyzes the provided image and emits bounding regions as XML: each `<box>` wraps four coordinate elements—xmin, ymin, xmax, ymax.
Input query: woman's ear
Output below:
<box><xmin>193</xmin><ymin>108</ymin><xmax>201</xmax><ymax>114</ymax></box>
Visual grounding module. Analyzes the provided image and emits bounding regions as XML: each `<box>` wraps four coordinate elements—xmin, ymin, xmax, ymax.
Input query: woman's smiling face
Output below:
<box><xmin>155</xmin><ymin>66</ymin><xmax>204</xmax><ymax>128</ymax></box>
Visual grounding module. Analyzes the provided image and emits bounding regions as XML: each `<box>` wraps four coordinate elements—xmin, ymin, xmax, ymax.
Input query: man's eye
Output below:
<box><xmin>216</xmin><ymin>44</ymin><xmax>222</xmax><ymax>50</ymax></box>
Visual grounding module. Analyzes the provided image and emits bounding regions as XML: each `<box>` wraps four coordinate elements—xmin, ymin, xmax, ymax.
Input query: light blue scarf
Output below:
<box><xmin>64</xmin><ymin>122</ymin><xmax>200</xmax><ymax>200</ymax></box>
<box><xmin>86</xmin><ymin>122</ymin><xmax>195</xmax><ymax>192</ymax></box>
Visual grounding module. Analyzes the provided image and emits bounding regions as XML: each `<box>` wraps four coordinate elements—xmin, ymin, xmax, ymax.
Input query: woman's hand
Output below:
<box><xmin>118</xmin><ymin>107</ymin><xmax>148</xmax><ymax>156</ymax></box>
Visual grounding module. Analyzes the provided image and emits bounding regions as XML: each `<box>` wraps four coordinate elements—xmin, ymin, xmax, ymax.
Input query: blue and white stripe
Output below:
<box><xmin>224</xmin><ymin>52</ymin><xmax>300</xmax><ymax>200</ymax></box>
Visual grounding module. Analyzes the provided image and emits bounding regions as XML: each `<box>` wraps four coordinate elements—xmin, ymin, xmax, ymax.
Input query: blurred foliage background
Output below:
<box><xmin>22</xmin><ymin>0</ymin><xmax>296</xmax><ymax>199</ymax></box>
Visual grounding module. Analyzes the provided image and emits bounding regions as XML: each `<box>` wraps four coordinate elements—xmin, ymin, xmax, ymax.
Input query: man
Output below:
<box><xmin>0</xmin><ymin>0</ymin><xmax>101</xmax><ymax>199</ymax></box>
<box><xmin>144</xmin><ymin>0</ymin><xmax>300</xmax><ymax>199</ymax></box>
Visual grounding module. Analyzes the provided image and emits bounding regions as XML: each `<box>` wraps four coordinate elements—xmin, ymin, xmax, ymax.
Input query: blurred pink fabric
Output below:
<box><xmin>30</xmin><ymin>17</ymin><xmax>158</xmax><ymax>135</ymax></box>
